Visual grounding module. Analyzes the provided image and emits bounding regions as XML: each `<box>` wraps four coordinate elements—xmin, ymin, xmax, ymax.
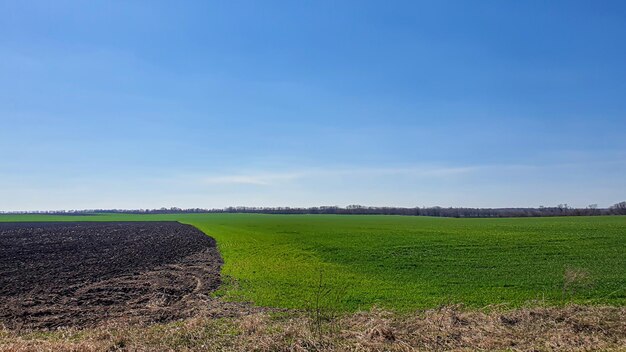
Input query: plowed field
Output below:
<box><xmin>0</xmin><ymin>222</ymin><xmax>223</xmax><ymax>329</ymax></box>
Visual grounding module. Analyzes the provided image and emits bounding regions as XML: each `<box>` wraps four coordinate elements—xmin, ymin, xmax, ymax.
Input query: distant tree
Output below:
<box><xmin>557</xmin><ymin>204</ymin><xmax>570</xmax><ymax>212</ymax></box>
<box><xmin>611</xmin><ymin>201</ymin><xmax>626</xmax><ymax>215</ymax></box>
<box><xmin>585</xmin><ymin>204</ymin><xmax>599</xmax><ymax>215</ymax></box>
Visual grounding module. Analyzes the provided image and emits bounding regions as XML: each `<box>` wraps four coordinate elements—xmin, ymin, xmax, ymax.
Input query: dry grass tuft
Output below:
<box><xmin>1</xmin><ymin>304</ymin><xmax>625</xmax><ymax>351</ymax></box>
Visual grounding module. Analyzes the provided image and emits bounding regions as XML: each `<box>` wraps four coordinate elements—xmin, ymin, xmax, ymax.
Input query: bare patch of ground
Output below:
<box><xmin>0</xmin><ymin>222</ymin><xmax>257</xmax><ymax>330</ymax></box>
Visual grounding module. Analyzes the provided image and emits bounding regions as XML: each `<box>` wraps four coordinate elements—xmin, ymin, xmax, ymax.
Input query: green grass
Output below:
<box><xmin>1</xmin><ymin>213</ymin><xmax>625</xmax><ymax>311</ymax></box>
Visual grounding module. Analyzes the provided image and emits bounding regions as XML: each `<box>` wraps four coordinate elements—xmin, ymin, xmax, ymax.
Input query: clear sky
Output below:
<box><xmin>1</xmin><ymin>1</ymin><xmax>625</xmax><ymax>211</ymax></box>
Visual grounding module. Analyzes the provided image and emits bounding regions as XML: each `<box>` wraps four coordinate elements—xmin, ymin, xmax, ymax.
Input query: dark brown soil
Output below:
<box><xmin>0</xmin><ymin>222</ymin><xmax>228</xmax><ymax>330</ymax></box>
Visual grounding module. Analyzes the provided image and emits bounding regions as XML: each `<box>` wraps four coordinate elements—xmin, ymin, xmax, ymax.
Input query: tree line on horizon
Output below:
<box><xmin>3</xmin><ymin>202</ymin><xmax>626</xmax><ymax>217</ymax></box>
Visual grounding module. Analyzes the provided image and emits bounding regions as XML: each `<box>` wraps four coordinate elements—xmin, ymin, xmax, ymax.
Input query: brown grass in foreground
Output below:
<box><xmin>1</xmin><ymin>305</ymin><xmax>625</xmax><ymax>352</ymax></box>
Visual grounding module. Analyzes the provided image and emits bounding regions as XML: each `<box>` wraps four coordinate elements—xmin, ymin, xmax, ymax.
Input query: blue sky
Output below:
<box><xmin>1</xmin><ymin>0</ymin><xmax>625</xmax><ymax>211</ymax></box>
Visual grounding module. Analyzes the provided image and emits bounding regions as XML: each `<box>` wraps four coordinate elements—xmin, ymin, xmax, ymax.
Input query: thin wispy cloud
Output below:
<box><xmin>201</xmin><ymin>172</ymin><xmax>305</xmax><ymax>186</ymax></box>
<box><xmin>197</xmin><ymin>165</ymin><xmax>480</xmax><ymax>186</ymax></box>
<box><xmin>194</xmin><ymin>158</ymin><xmax>626</xmax><ymax>187</ymax></box>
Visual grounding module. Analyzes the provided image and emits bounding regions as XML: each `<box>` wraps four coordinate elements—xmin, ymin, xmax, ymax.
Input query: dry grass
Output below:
<box><xmin>1</xmin><ymin>304</ymin><xmax>625</xmax><ymax>351</ymax></box>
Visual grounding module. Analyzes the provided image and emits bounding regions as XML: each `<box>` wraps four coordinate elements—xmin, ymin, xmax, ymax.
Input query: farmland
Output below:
<box><xmin>2</xmin><ymin>214</ymin><xmax>625</xmax><ymax>312</ymax></box>
<box><xmin>0</xmin><ymin>222</ymin><xmax>239</xmax><ymax>329</ymax></box>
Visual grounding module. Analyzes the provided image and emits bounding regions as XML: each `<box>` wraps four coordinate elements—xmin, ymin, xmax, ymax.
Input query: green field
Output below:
<box><xmin>1</xmin><ymin>214</ymin><xmax>625</xmax><ymax>311</ymax></box>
